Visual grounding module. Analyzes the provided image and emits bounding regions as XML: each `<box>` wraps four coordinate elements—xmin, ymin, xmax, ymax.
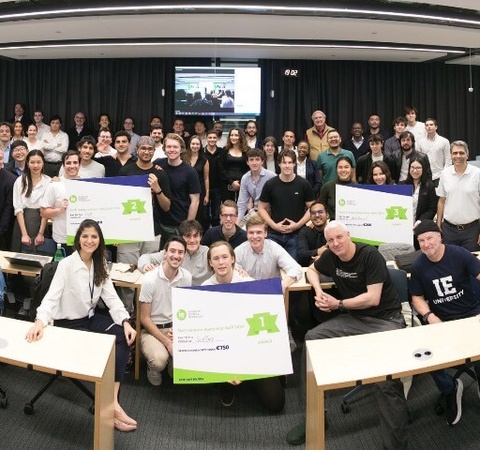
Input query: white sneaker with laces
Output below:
<box><xmin>147</xmin><ymin>367</ymin><xmax>163</xmax><ymax>386</ymax></box>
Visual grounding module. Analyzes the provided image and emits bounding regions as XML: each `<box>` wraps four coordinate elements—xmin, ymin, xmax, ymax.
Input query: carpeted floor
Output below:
<box><xmin>1</xmin><ymin>345</ymin><xmax>480</xmax><ymax>450</ymax></box>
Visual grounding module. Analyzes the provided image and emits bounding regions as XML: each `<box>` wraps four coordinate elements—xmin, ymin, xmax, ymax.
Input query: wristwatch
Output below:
<box><xmin>338</xmin><ymin>299</ymin><xmax>344</xmax><ymax>311</ymax></box>
<box><xmin>155</xmin><ymin>188</ymin><xmax>162</xmax><ymax>195</ymax></box>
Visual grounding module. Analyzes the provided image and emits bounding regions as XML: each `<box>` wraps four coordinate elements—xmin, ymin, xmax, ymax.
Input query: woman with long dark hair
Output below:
<box><xmin>26</xmin><ymin>219</ymin><xmax>137</xmax><ymax>432</ymax></box>
<box><xmin>11</xmin><ymin>150</ymin><xmax>50</xmax><ymax>252</ymax></box>
<box><xmin>183</xmin><ymin>135</ymin><xmax>210</xmax><ymax>230</ymax></box>
<box><xmin>12</xmin><ymin>120</ymin><xmax>25</xmax><ymax>141</ymax></box>
<box><xmin>318</xmin><ymin>156</ymin><xmax>356</xmax><ymax>220</ymax></box>
<box><xmin>218</xmin><ymin>128</ymin><xmax>249</xmax><ymax>201</ymax></box>
<box><xmin>262</xmin><ymin>136</ymin><xmax>280</xmax><ymax>174</ymax></box>
<box><xmin>367</xmin><ymin>160</ymin><xmax>395</xmax><ymax>185</ymax></box>
<box><xmin>406</xmin><ymin>156</ymin><xmax>438</xmax><ymax>248</ymax></box>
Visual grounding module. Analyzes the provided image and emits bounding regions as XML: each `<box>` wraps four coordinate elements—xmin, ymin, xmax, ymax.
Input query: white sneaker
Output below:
<box><xmin>147</xmin><ymin>367</ymin><xmax>163</xmax><ymax>386</ymax></box>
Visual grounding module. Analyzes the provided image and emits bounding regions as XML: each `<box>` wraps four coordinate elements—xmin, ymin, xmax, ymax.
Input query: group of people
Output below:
<box><xmin>2</xmin><ymin>102</ymin><xmax>480</xmax><ymax>447</ymax></box>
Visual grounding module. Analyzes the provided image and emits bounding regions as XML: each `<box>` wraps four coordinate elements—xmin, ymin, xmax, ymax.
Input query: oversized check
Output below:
<box><xmin>336</xmin><ymin>184</ymin><xmax>413</xmax><ymax>246</ymax></box>
<box><xmin>172</xmin><ymin>278</ymin><xmax>293</xmax><ymax>384</ymax></box>
<box><xmin>65</xmin><ymin>175</ymin><xmax>155</xmax><ymax>245</ymax></box>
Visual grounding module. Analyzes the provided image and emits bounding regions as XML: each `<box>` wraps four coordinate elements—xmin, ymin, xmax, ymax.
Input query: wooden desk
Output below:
<box><xmin>110</xmin><ymin>264</ymin><xmax>143</xmax><ymax>380</ymax></box>
<box><xmin>0</xmin><ymin>250</ymin><xmax>51</xmax><ymax>278</ymax></box>
<box><xmin>305</xmin><ymin>316</ymin><xmax>480</xmax><ymax>449</ymax></box>
<box><xmin>0</xmin><ymin>316</ymin><xmax>115</xmax><ymax>450</ymax></box>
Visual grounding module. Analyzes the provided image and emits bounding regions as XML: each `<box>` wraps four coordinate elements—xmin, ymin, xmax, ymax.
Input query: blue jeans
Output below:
<box><xmin>267</xmin><ymin>231</ymin><xmax>298</xmax><ymax>261</ymax></box>
<box><xmin>431</xmin><ymin>370</ymin><xmax>455</xmax><ymax>395</ymax></box>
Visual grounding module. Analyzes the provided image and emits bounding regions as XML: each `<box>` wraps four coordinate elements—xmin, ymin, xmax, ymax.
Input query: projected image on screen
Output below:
<box><xmin>174</xmin><ymin>67</ymin><xmax>261</xmax><ymax>116</ymax></box>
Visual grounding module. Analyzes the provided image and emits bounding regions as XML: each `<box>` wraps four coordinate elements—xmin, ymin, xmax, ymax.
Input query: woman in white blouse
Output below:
<box><xmin>24</xmin><ymin>123</ymin><xmax>44</xmax><ymax>152</ymax></box>
<box><xmin>26</xmin><ymin>219</ymin><xmax>137</xmax><ymax>432</ymax></box>
<box><xmin>11</xmin><ymin>150</ymin><xmax>51</xmax><ymax>252</ymax></box>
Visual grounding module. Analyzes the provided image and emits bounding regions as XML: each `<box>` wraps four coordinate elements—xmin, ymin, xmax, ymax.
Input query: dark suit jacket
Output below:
<box><xmin>343</xmin><ymin>138</ymin><xmax>370</xmax><ymax>162</ymax></box>
<box><xmin>0</xmin><ymin>168</ymin><xmax>16</xmax><ymax>247</ymax></box>
<box><xmin>415</xmin><ymin>181</ymin><xmax>438</xmax><ymax>221</ymax></box>
<box><xmin>356</xmin><ymin>153</ymin><xmax>397</xmax><ymax>184</ymax></box>
<box><xmin>4</xmin><ymin>160</ymin><xmax>22</xmax><ymax>178</ymax></box>
<box><xmin>67</xmin><ymin>126</ymin><xmax>95</xmax><ymax>150</ymax></box>
<box><xmin>8</xmin><ymin>115</ymin><xmax>32</xmax><ymax>131</ymax></box>
<box><xmin>295</xmin><ymin>158</ymin><xmax>321</xmax><ymax>195</ymax></box>
<box><xmin>391</xmin><ymin>150</ymin><xmax>431</xmax><ymax>183</ymax></box>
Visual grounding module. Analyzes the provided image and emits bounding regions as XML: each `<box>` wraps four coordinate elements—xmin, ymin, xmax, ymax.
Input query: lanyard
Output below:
<box><xmin>88</xmin><ymin>262</ymin><xmax>95</xmax><ymax>304</ymax></box>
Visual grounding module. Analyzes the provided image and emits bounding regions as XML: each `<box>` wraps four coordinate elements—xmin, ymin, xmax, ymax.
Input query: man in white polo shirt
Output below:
<box><xmin>139</xmin><ymin>236</ymin><xmax>192</xmax><ymax>386</ymax></box>
<box><xmin>437</xmin><ymin>140</ymin><xmax>480</xmax><ymax>251</ymax></box>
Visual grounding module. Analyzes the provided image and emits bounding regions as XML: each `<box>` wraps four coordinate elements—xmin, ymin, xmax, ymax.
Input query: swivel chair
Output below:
<box><xmin>341</xmin><ymin>268</ymin><xmax>411</xmax><ymax>413</ymax></box>
<box><xmin>23</xmin><ymin>262</ymin><xmax>95</xmax><ymax>416</ymax></box>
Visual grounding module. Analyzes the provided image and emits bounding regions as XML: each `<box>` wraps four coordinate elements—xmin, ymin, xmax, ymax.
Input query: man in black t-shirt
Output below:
<box><xmin>116</xmin><ymin>136</ymin><xmax>172</xmax><ymax>312</ymax></box>
<box><xmin>95</xmin><ymin>131</ymin><xmax>137</xmax><ymax>177</ymax></box>
<box><xmin>155</xmin><ymin>133</ymin><xmax>201</xmax><ymax>247</ymax></box>
<box><xmin>258</xmin><ymin>149</ymin><xmax>315</xmax><ymax>261</ymax></box>
<box><xmin>287</xmin><ymin>221</ymin><xmax>408</xmax><ymax>449</ymax></box>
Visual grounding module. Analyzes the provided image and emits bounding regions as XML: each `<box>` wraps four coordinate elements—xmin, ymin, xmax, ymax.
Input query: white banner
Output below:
<box><xmin>65</xmin><ymin>176</ymin><xmax>154</xmax><ymax>245</ymax></box>
<box><xmin>336</xmin><ymin>184</ymin><xmax>413</xmax><ymax>246</ymax></box>
<box><xmin>172</xmin><ymin>279</ymin><xmax>293</xmax><ymax>384</ymax></box>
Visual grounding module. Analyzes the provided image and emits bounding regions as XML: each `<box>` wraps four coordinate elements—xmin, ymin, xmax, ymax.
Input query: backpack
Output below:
<box><xmin>29</xmin><ymin>261</ymin><xmax>59</xmax><ymax>321</ymax></box>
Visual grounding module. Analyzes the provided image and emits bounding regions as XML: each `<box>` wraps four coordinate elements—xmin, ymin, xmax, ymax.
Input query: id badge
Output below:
<box><xmin>88</xmin><ymin>307</ymin><xmax>94</xmax><ymax>319</ymax></box>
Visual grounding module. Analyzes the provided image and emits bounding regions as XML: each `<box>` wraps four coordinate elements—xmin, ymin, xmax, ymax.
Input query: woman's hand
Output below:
<box><xmin>21</xmin><ymin>234</ymin><xmax>31</xmax><ymax>246</ymax></box>
<box><xmin>123</xmin><ymin>321</ymin><xmax>136</xmax><ymax>346</ymax></box>
<box><xmin>26</xmin><ymin>320</ymin><xmax>44</xmax><ymax>342</ymax></box>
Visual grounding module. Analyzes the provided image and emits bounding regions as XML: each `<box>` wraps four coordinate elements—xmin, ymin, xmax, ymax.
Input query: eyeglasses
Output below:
<box><xmin>221</xmin><ymin>214</ymin><xmax>237</xmax><ymax>219</ymax></box>
<box><xmin>310</xmin><ymin>210</ymin><xmax>325</xmax><ymax>216</ymax></box>
<box><xmin>410</xmin><ymin>167</ymin><xmax>423</xmax><ymax>171</ymax></box>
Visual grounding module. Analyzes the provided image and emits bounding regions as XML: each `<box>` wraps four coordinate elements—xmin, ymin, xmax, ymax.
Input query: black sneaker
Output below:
<box><xmin>286</xmin><ymin>421</ymin><xmax>305</xmax><ymax>446</ymax></box>
<box><xmin>445</xmin><ymin>379</ymin><xmax>463</xmax><ymax>426</ymax></box>
<box><xmin>474</xmin><ymin>366</ymin><xmax>480</xmax><ymax>400</ymax></box>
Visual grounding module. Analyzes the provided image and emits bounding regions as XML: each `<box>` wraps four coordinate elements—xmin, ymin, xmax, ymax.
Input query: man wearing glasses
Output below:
<box><xmin>297</xmin><ymin>201</ymin><xmax>329</xmax><ymax>267</ymax></box>
<box><xmin>201</xmin><ymin>200</ymin><xmax>247</xmax><ymax>249</ymax></box>
<box><xmin>116</xmin><ymin>136</ymin><xmax>172</xmax><ymax>312</ymax></box>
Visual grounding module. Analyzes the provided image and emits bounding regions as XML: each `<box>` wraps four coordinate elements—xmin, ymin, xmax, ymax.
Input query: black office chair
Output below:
<box><xmin>23</xmin><ymin>263</ymin><xmax>95</xmax><ymax>416</ymax></box>
<box><xmin>341</xmin><ymin>268</ymin><xmax>410</xmax><ymax>413</ymax></box>
<box><xmin>24</xmin><ymin>371</ymin><xmax>94</xmax><ymax>415</ymax></box>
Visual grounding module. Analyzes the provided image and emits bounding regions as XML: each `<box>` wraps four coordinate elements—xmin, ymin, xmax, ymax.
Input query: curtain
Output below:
<box><xmin>1</xmin><ymin>57</ymin><xmax>478</xmax><ymax>155</ymax></box>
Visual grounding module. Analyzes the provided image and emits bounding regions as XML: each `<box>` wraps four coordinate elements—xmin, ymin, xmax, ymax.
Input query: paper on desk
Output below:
<box><xmin>110</xmin><ymin>268</ymin><xmax>142</xmax><ymax>283</ymax></box>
